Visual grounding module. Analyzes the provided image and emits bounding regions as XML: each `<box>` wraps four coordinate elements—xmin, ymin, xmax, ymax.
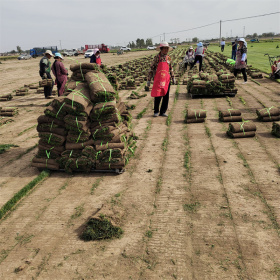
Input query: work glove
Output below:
<box><xmin>240</xmin><ymin>61</ymin><xmax>245</xmax><ymax>65</ymax></box>
<box><xmin>42</xmin><ymin>73</ymin><xmax>47</xmax><ymax>79</ymax></box>
<box><xmin>147</xmin><ymin>81</ymin><xmax>151</xmax><ymax>87</ymax></box>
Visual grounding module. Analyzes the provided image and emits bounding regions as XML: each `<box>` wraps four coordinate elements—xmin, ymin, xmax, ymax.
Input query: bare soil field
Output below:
<box><xmin>0</xmin><ymin>51</ymin><xmax>280</xmax><ymax>280</ymax></box>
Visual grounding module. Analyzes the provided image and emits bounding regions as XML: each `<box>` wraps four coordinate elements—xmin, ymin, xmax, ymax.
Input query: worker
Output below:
<box><xmin>234</xmin><ymin>38</ymin><xmax>248</xmax><ymax>84</ymax></box>
<box><xmin>271</xmin><ymin>59</ymin><xmax>280</xmax><ymax>79</ymax></box>
<box><xmin>231</xmin><ymin>39</ymin><xmax>237</xmax><ymax>60</ymax></box>
<box><xmin>39</xmin><ymin>50</ymin><xmax>54</xmax><ymax>99</ymax></box>
<box><xmin>51</xmin><ymin>53</ymin><xmax>68</xmax><ymax>96</ymax></box>
<box><xmin>184</xmin><ymin>46</ymin><xmax>194</xmax><ymax>70</ymax></box>
<box><xmin>190</xmin><ymin>42</ymin><xmax>205</xmax><ymax>72</ymax></box>
<box><xmin>147</xmin><ymin>42</ymin><xmax>175</xmax><ymax>117</ymax></box>
<box><xmin>90</xmin><ymin>48</ymin><xmax>102</xmax><ymax>65</ymax></box>
<box><xmin>221</xmin><ymin>38</ymin><xmax>226</xmax><ymax>52</ymax></box>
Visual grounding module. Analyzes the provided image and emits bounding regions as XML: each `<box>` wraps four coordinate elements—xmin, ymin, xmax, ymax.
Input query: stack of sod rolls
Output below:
<box><xmin>219</xmin><ymin>73</ymin><xmax>237</xmax><ymax>93</ymax></box>
<box><xmin>272</xmin><ymin>122</ymin><xmax>280</xmax><ymax>138</ymax></box>
<box><xmin>256</xmin><ymin>107</ymin><xmax>280</xmax><ymax>122</ymax></box>
<box><xmin>15</xmin><ymin>88</ymin><xmax>29</xmax><ymax>96</ymax></box>
<box><xmin>184</xmin><ymin>109</ymin><xmax>207</xmax><ymax>123</ymax></box>
<box><xmin>32</xmin><ymin>67</ymin><xmax>136</xmax><ymax>172</ymax></box>
<box><xmin>69</xmin><ymin>63</ymin><xmax>99</xmax><ymax>82</ymax></box>
<box><xmin>0</xmin><ymin>93</ymin><xmax>13</xmax><ymax>101</ymax></box>
<box><xmin>227</xmin><ymin>121</ymin><xmax>256</xmax><ymax>138</ymax></box>
<box><xmin>219</xmin><ymin>109</ymin><xmax>242</xmax><ymax>122</ymax></box>
<box><xmin>0</xmin><ymin>107</ymin><xmax>18</xmax><ymax>116</ymax></box>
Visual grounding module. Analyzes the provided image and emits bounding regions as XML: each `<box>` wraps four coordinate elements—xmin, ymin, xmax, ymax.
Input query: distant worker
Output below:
<box><xmin>39</xmin><ymin>50</ymin><xmax>54</xmax><ymax>99</ymax></box>
<box><xmin>221</xmin><ymin>39</ymin><xmax>226</xmax><ymax>52</ymax></box>
<box><xmin>184</xmin><ymin>46</ymin><xmax>194</xmax><ymax>70</ymax></box>
<box><xmin>191</xmin><ymin>42</ymin><xmax>205</xmax><ymax>72</ymax></box>
<box><xmin>271</xmin><ymin>59</ymin><xmax>280</xmax><ymax>79</ymax></box>
<box><xmin>90</xmin><ymin>48</ymin><xmax>102</xmax><ymax>65</ymax></box>
<box><xmin>234</xmin><ymin>38</ymin><xmax>248</xmax><ymax>84</ymax></box>
<box><xmin>51</xmin><ymin>53</ymin><xmax>68</xmax><ymax>96</ymax></box>
<box><xmin>231</xmin><ymin>39</ymin><xmax>237</xmax><ymax>60</ymax></box>
<box><xmin>147</xmin><ymin>42</ymin><xmax>175</xmax><ymax>117</ymax></box>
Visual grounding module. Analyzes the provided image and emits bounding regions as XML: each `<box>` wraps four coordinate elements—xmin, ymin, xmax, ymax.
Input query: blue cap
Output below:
<box><xmin>54</xmin><ymin>52</ymin><xmax>64</xmax><ymax>60</ymax></box>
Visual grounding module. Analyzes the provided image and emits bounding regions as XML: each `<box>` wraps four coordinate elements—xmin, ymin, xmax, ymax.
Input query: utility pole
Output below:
<box><xmin>163</xmin><ymin>33</ymin><xmax>165</xmax><ymax>42</ymax></box>
<box><xmin>243</xmin><ymin>26</ymin><xmax>245</xmax><ymax>37</ymax></box>
<box><xmin>219</xmin><ymin>20</ymin><xmax>222</xmax><ymax>45</ymax></box>
<box><xmin>59</xmin><ymin>40</ymin><xmax>62</xmax><ymax>50</ymax></box>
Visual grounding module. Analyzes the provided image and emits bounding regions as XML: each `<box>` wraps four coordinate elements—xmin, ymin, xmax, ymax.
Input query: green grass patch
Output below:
<box><xmin>0</xmin><ymin>144</ymin><xmax>18</xmax><ymax>154</ymax></box>
<box><xmin>226</xmin><ymin>96</ymin><xmax>232</xmax><ymax>107</ymax></box>
<box><xmin>239</xmin><ymin>96</ymin><xmax>246</xmax><ymax>105</ymax></box>
<box><xmin>0</xmin><ymin>170</ymin><xmax>50</xmax><ymax>220</ymax></box>
<box><xmin>137</xmin><ymin>108</ymin><xmax>147</xmax><ymax>119</ymax></box>
<box><xmin>183</xmin><ymin>202</ymin><xmax>200</xmax><ymax>213</ymax></box>
<box><xmin>162</xmin><ymin>137</ymin><xmax>168</xmax><ymax>152</ymax></box>
<box><xmin>166</xmin><ymin>113</ymin><xmax>172</xmax><ymax>126</ymax></box>
<box><xmin>91</xmin><ymin>177</ymin><xmax>103</xmax><ymax>194</ymax></box>
<box><xmin>71</xmin><ymin>204</ymin><xmax>85</xmax><ymax>220</ymax></box>
<box><xmin>205</xmin><ymin>125</ymin><xmax>211</xmax><ymax>137</ymax></box>
<box><xmin>81</xmin><ymin>216</ymin><xmax>123</xmax><ymax>241</ymax></box>
<box><xmin>145</xmin><ymin>230</ymin><xmax>153</xmax><ymax>238</ymax></box>
<box><xmin>17</xmin><ymin>124</ymin><xmax>37</xmax><ymax>136</ymax></box>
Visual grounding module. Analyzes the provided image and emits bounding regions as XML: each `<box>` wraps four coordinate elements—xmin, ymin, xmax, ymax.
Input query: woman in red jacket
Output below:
<box><xmin>51</xmin><ymin>53</ymin><xmax>68</xmax><ymax>96</ymax></box>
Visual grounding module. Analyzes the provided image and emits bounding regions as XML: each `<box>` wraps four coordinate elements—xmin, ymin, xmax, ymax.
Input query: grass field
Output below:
<box><xmin>206</xmin><ymin>40</ymin><xmax>280</xmax><ymax>74</ymax></box>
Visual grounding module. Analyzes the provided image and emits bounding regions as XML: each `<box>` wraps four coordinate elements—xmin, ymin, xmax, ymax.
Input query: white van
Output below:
<box><xmin>84</xmin><ymin>49</ymin><xmax>94</xmax><ymax>58</ymax></box>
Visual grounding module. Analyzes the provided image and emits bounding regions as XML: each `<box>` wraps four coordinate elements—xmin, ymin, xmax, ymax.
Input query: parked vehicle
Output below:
<box><xmin>18</xmin><ymin>54</ymin><xmax>32</xmax><ymax>60</ymax></box>
<box><xmin>30</xmin><ymin>46</ymin><xmax>57</xmax><ymax>58</ymax></box>
<box><xmin>120</xmin><ymin>46</ymin><xmax>131</xmax><ymax>51</ymax></box>
<box><xmin>84</xmin><ymin>44</ymin><xmax>110</xmax><ymax>53</ymax></box>
<box><xmin>147</xmin><ymin>46</ymin><xmax>156</xmax><ymax>50</ymax></box>
<box><xmin>84</xmin><ymin>49</ymin><xmax>94</xmax><ymax>58</ymax></box>
<box><xmin>62</xmin><ymin>50</ymin><xmax>75</xmax><ymax>56</ymax></box>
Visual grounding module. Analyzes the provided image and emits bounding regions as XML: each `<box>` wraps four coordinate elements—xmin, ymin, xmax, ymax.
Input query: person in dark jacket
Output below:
<box><xmin>90</xmin><ymin>48</ymin><xmax>102</xmax><ymax>65</ymax></box>
<box><xmin>231</xmin><ymin>39</ymin><xmax>237</xmax><ymax>60</ymax></box>
<box><xmin>39</xmin><ymin>50</ymin><xmax>54</xmax><ymax>99</ymax></box>
<box><xmin>51</xmin><ymin>53</ymin><xmax>68</xmax><ymax>96</ymax></box>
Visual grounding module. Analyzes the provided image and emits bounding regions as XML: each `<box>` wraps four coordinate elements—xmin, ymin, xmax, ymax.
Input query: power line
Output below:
<box><xmin>148</xmin><ymin>11</ymin><xmax>280</xmax><ymax>40</ymax></box>
<box><xmin>165</xmin><ymin>21</ymin><xmax>219</xmax><ymax>35</ymax></box>
<box><xmin>223</xmin><ymin>11</ymin><xmax>280</xmax><ymax>23</ymax></box>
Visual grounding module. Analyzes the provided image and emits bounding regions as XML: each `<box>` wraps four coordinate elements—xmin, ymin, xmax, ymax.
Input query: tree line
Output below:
<box><xmin>128</xmin><ymin>38</ymin><xmax>153</xmax><ymax>49</ymax></box>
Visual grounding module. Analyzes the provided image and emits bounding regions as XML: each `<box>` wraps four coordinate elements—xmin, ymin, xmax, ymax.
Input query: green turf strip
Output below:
<box><xmin>0</xmin><ymin>170</ymin><xmax>50</xmax><ymax>220</ymax></box>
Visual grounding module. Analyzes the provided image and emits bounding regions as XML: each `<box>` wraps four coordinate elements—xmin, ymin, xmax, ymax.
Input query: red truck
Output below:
<box><xmin>84</xmin><ymin>44</ymin><xmax>110</xmax><ymax>53</ymax></box>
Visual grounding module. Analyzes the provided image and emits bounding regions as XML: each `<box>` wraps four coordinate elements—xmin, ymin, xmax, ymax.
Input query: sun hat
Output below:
<box><xmin>54</xmin><ymin>52</ymin><xmax>64</xmax><ymax>60</ymax></box>
<box><xmin>93</xmin><ymin>48</ymin><xmax>100</xmax><ymax>55</ymax></box>
<box><xmin>238</xmin><ymin>37</ymin><xmax>247</xmax><ymax>47</ymax></box>
<box><xmin>197</xmin><ymin>42</ymin><xmax>203</xmax><ymax>47</ymax></box>
<box><xmin>189</xmin><ymin>46</ymin><xmax>193</xmax><ymax>50</ymax></box>
<box><xmin>45</xmin><ymin>50</ymin><xmax>54</xmax><ymax>57</ymax></box>
<box><xmin>156</xmin><ymin>42</ymin><xmax>172</xmax><ymax>51</ymax></box>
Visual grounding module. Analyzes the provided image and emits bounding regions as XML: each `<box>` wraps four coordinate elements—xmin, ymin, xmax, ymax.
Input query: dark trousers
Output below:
<box><xmin>231</xmin><ymin>51</ymin><xmax>236</xmax><ymax>60</ymax></box>
<box><xmin>40</xmin><ymin>72</ymin><xmax>53</xmax><ymax>98</ymax></box>
<box><xmin>154</xmin><ymin>83</ymin><xmax>170</xmax><ymax>114</ymax></box>
<box><xmin>234</xmin><ymin>68</ymin><xmax>247</xmax><ymax>82</ymax></box>
<box><xmin>221</xmin><ymin>45</ymin><xmax>225</xmax><ymax>52</ymax></box>
<box><xmin>191</xmin><ymin>55</ymin><xmax>203</xmax><ymax>72</ymax></box>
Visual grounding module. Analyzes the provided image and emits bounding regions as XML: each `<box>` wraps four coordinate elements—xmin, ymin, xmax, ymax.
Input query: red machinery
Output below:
<box><xmin>84</xmin><ymin>44</ymin><xmax>110</xmax><ymax>53</ymax></box>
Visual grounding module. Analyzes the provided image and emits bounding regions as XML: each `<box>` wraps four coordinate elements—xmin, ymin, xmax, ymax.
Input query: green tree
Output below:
<box><xmin>192</xmin><ymin>37</ymin><xmax>198</xmax><ymax>43</ymax></box>
<box><xmin>146</xmin><ymin>38</ymin><xmax>153</xmax><ymax>46</ymax></box>
<box><xmin>16</xmin><ymin>46</ymin><xmax>22</xmax><ymax>53</ymax></box>
<box><xmin>252</xmin><ymin>32</ymin><xmax>258</xmax><ymax>38</ymax></box>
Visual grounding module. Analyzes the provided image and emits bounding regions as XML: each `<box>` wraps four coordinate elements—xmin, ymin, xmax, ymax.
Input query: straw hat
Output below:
<box><xmin>189</xmin><ymin>46</ymin><xmax>193</xmax><ymax>50</ymax></box>
<box><xmin>156</xmin><ymin>42</ymin><xmax>172</xmax><ymax>51</ymax></box>
<box><xmin>54</xmin><ymin>52</ymin><xmax>64</xmax><ymax>60</ymax></box>
<box><xmin>44</xmin><ymin>50</ymin><xmax>54</xmax><ymax>57</ymax></box>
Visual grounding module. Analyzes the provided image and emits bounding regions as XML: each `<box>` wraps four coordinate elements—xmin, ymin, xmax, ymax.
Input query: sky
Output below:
<box><xmin>0</xmin><ymin>0</ymin><xmax>279</xmax><ymax>52</ymax></box>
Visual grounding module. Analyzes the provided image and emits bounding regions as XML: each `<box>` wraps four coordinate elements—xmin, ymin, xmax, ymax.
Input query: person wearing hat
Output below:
<box><xmin>234</xmin><ymin>38</ymin><xmax>248</xmax><ymax>84</ymax></box>
<box><xmin>147</xmin><ymin>42</ymin><xmax>175</xmax><ymax>117</ymax></box>
<box><xmin>190</xmin><ymin>42</ymin><xmax>205</xmax><ymax>72</ymax></box>
<box><xmin>184</xmin><ymin>46</ymin><xmax>194</xmax><ymax>70</ymax></box>
<box><xmin>90</xmin><ymin>48</ymin><xmax>102</xmax><ymax>65</ymax></box>
<box><xmin>39</xmin><ymin>50</ymin><xmax>54</xmax><ymax>99</ymax></box>
<box><xmin>51</xmin><ymin>53</ymin><xmax>68</xmax><ymax>96</ymax></box>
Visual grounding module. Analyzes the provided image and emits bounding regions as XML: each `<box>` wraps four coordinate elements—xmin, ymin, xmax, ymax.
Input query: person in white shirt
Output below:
<box><xmin>183</xmin><ymin>46</ymin><xmax>194</xmax><ymax>70</ymax></box>
<box><xmin>221</xmin><ymin>39</ymin><xmax>226</xmax><ymax>52</ymax></box>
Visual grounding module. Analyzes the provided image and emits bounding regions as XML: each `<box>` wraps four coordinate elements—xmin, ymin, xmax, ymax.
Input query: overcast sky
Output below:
<box><xmin>0</xmin><ymin>0</ymin><xmax>279</xmax><ymax>52</ymax></box>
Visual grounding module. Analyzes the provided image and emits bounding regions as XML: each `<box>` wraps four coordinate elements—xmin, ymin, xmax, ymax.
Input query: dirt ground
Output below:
<box><xmin>0</xmin><ymin>51</ymin><xmax>280</xmax><ymax>280</ymax></box>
